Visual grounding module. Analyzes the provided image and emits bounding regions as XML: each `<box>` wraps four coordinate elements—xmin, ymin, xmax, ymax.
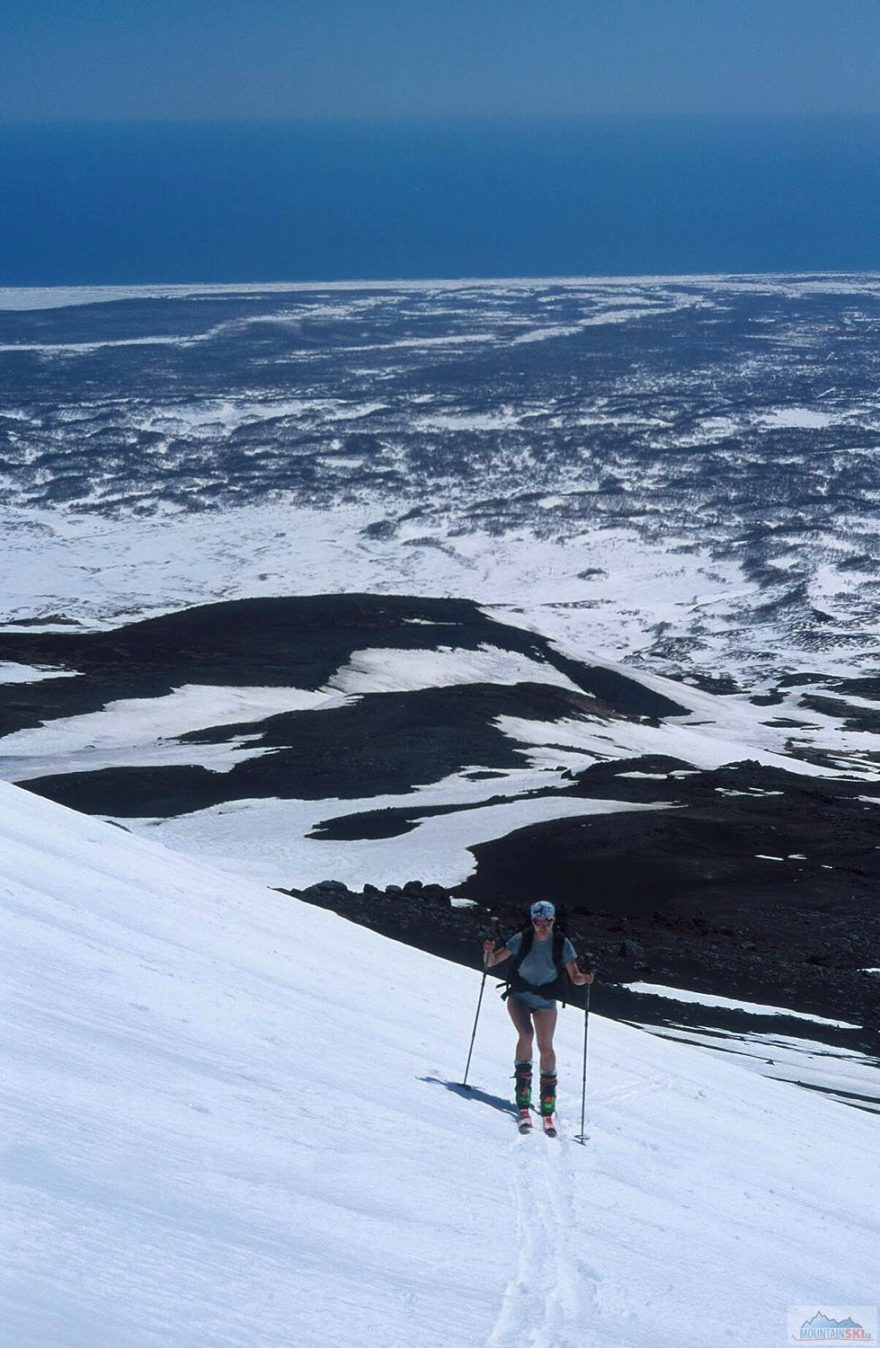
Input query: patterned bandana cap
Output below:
<box><xmin>530</xmin><ymin>901</ymin><xmax>556</xmax><ymax>920</ymax></box>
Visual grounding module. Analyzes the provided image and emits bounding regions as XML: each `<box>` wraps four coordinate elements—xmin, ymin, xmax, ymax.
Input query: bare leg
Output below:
<box><xmin>533</xmin><ymin>1008</ymin><xmax>558</xmax><ymax>1073</ymax></box>
<box><xmin>506</xmin><ymin>996</ymin><xmax>535</xmax><ymax>1062</ymax></box>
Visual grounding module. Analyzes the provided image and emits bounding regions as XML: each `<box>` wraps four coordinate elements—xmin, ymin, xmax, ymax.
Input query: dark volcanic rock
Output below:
<box><xmin>25</xmin><ymin>680</ymin><xmax>596</xmax><ymax>817</ymax></box>
<box><xmin>3</xmin><ymin>593</ymin><xmax>686</xmax><ymax>821</ymax></box>
<box><xmin>282</xmin><ymin>853</ymin><xmax>877</xmax><ymax>1071</ymax></box>
<box><xmin>453</xmin><ymin>759</ymin><xmax>880</xmax><ymax>1037</ymax></box>
<box><xmin>302</xmin><ymin>880</ymin><xmax>349</xmax><ymax>899</ymax></box>
<box><xmin>3</xmin><ymin>595</ymin><xmax>877</xmax><ymax>1055</ymax></box>
<box><xmin>0</xmin><ymin>592</ymin><xmax>684</xmax><ymax>739</ymax></box>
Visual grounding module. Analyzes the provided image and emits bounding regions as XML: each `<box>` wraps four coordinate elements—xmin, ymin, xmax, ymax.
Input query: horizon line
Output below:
<box><xmin>2</xmin><ymin>269</ymin><xmax>880</xmax><ymax>312</ymax></box>
<box><xmin>4</xmin><ymin>110</ymin><xmax>880</xmax><ymax>129</ymax></box>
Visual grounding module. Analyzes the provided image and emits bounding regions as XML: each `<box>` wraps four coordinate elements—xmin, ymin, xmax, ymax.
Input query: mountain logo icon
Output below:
<box><xmin>790</xmin><ymin>1307</ymin><xmax>876</xmax><ymax>1343</ymax></box>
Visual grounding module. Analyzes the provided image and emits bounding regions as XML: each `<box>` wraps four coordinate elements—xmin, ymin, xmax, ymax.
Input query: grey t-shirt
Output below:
<box><xmin>505</xmin><ymin>930</ymin><xmax>576</xmax><ymax>987</ymax></box>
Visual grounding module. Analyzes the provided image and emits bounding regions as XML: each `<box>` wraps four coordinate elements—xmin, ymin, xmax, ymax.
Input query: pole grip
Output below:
<box><xmin>482</xmin><ymin>913</ymin><xmax>501</xmax><ymax>965</ymax></box>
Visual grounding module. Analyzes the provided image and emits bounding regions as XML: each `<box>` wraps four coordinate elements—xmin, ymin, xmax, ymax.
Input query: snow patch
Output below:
<box><xmin>758</xmin><ymin>408</ymin><xmax>837</xmax><ymax>430</ymax></box>
<box><xmin>0</xmin><ymin>661</ymin><xmax>80</xmax><ymax>685</ymax></box>
<box><xmin>625</xmin><ymin>981</ymin><xmax>860</xmax><ymax>1029</ymax></box>
<box><xmin>0</xmin><ymin>685</ymin><xmax>353</xmax><ymax>780</ymax></box>
<box><xmin>134</xmin><ymin>787</ymin><xmax>668</xmax><ymax>891</ymax></box>
<box><xmin>324</xmin><ymin>645</ymin><xmax>584</xmax><ymax>697</ymax></box>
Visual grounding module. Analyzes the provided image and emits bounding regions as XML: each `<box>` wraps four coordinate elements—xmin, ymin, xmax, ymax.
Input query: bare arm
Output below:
<box><xmin>566</xmin><ymin>959</ymin><xmax>595</xmax><ymax>986</ymax></box>
<box><xmin>482</xmin><ymin>939</ymin><xmax>510</xmax><ymax>968</ymax></box>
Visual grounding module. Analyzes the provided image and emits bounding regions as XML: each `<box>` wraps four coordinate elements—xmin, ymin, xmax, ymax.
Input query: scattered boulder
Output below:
<box><xmin>302</xmin><ymin>879</ymin><xmax>349</xmax><ymax>899</ymax></box>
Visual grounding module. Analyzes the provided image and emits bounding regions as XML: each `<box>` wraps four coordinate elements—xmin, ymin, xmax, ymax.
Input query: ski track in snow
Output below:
<box><xmin>587</xmin><ymin>1071</ymin><xmax>679</xmax><ymax>1109</ymax></box>
<box><xmin>487</xmin><ymin>1127</ymin><xmax>598</xmax><ymax>1348</ymax></box>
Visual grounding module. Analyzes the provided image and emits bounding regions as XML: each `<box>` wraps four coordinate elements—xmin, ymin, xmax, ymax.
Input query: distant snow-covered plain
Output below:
<box><xmin>2</xmin><ymin>271</ymin><xmax>880</xmax><ymax>694</ymax></box>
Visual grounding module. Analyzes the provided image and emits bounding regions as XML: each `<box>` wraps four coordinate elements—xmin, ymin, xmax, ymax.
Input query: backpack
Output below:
<box><xmin>497</xmin><ymin>913</ymin><xmax>574</xmax><ymax>1008</ymax></box>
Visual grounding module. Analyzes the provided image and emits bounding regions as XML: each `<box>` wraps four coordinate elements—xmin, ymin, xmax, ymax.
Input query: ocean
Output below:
<box><xmin>2</xmin><ymin>116</ymin><xmax>880</xmax><ymax>285</ymax></box>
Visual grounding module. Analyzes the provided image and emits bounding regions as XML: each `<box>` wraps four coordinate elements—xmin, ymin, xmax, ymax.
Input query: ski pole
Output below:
<box><xmin>462</xmin><ymin>917</ymin><xmax>498</xmax><ymax>1088</ymax></box>
<box><xmin>577</xmin><ymin>981</ymin><xmax>592</xmax><ymax>1144</ymax></box>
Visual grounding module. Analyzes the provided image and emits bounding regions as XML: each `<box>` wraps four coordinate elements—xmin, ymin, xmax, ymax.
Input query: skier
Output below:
<box><xmin>482</xmin><ymin>900</ymin><xmax>594</xmax><ymax>1134</ymax></box>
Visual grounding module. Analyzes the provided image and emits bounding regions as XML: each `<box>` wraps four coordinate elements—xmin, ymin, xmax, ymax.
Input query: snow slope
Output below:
<box><xmin>2</xmin><ymin>780</ymin><xmax>877</xmax><ymax>1348</ymax></box>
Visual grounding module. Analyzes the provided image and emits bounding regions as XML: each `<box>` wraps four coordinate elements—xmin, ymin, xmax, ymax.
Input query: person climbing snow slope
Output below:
<box><xmin>482</xmin><ymin>900</ymin><xmax>595</xmax><ymax>1135</ymax></box>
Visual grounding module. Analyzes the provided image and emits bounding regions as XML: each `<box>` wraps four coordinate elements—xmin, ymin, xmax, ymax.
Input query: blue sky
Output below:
<box><xmin>3</xmin><ymin>0</ymin><xmax>880</xmax><ymax>122</ymax></box>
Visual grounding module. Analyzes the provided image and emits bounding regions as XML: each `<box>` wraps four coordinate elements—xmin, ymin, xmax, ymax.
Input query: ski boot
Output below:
<box><xmin>540</xmin><ymin>1071</ymin><xmax>558</xmax><ymax>1137</ymax></box>
<box><xmin>514</xmin><ymin>1060</ymin><xmax>533</xmax><ymax>1132</ymax></box>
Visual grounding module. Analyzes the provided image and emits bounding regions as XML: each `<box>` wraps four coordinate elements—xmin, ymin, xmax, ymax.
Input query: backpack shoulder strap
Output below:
<box><xmin>495</xmin><ymin>925</ymin><xmax>532</xmax><ymax>1000</ymax></box>
<box><xmin>554</xmin><ymin>927</ymin><xmax>574</xmax><ymax>1008</ymax></box>
<box><xmin>516</xmin><ymin>925</ymin><xmax>534</xmax><ymax>965</ymax></box>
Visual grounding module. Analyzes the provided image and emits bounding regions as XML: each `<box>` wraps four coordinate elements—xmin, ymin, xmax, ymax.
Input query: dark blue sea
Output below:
<box><xmin>2</xmin><ymin>116</ymin><xmax>880</xmax><ymax>285</ymax></box>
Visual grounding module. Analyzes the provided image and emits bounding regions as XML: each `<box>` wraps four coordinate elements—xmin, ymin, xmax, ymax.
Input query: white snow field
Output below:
<box><xmin>2</xmin><ymin>779</ymin><xmax>877</xmax><ymax>1348</ymax></box>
